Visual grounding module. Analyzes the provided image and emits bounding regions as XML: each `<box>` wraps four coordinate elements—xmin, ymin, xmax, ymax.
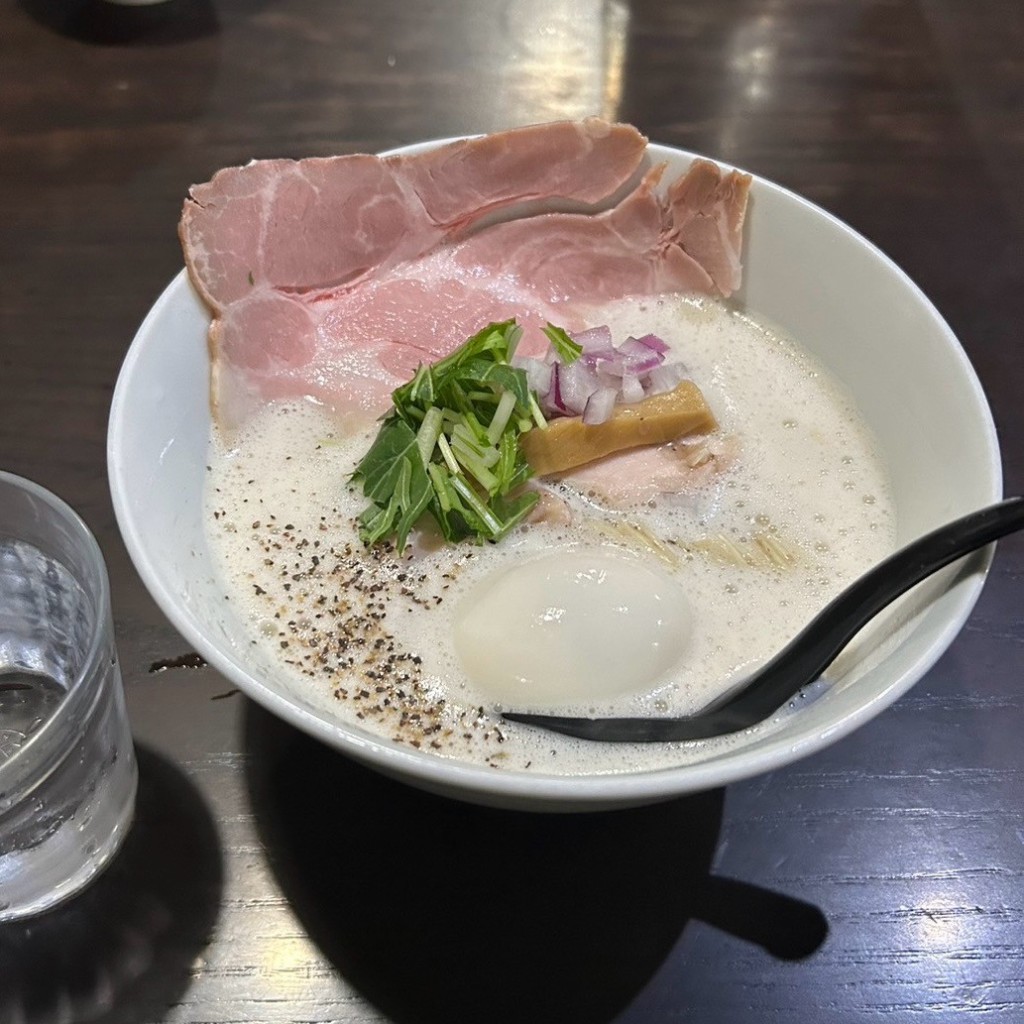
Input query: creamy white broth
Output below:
<box><xmin>204</xmin><ymin>293</ymin><xmax>895</xmax><ymax>775</ymax></box>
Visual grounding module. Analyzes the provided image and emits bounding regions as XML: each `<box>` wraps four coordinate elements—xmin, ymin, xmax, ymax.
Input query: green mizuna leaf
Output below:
<box><xmin>542</xmin><ymin>323</ymin><xmax>583</xmax><ymax>363</ymax></box>
<box><xmin>352</xmin><ymin>418</ymin><xmax>434</xmax><ymax>550</ymax></box>
<box><xmin>352</xmin><ymin>319</ymin><xmax>553</xmax><ymax>551</ymax></box>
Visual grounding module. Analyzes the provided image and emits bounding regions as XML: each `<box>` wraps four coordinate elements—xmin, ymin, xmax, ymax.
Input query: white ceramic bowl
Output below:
<box><xmin>108</xmin><ymin>139</ymin><xmax>1001</xmax><ymax>811</ymax></box>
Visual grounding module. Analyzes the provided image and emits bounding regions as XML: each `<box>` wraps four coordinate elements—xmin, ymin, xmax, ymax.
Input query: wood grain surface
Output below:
<box><xmin>2</xmin><ymin>0</ymin><xmax>1023</xmax><ymax>1021</ymax></box>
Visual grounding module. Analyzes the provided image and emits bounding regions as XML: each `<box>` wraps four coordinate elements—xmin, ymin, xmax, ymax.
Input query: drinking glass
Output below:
<box><xmin>0</xmin><ymin>471</ymin><xmax>137</xmax><ymax>921</ymax></box>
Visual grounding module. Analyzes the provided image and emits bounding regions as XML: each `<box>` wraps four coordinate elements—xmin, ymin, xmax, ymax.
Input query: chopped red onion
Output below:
<box><xmin>620</xmin><ymin>372</ymin><xmax>645</xmax><ymax>404</ymax></box>
<box><xmin>549</xmin><ymin>362</ymin><xmax>567</xmax><ymax>414</ymax></box>
<box><xmin>632</xmin><ymin>333</ymin><xmax>669</xmax><ymax>354</ymax></box>
<box><xmin>644</xmin><ymin>361</ymin><xmax>690</xmax><ymax>396</ymax></box>
<box><xmin>514</xmin><ymin>323</ymin><xmax>689</xmax><ymax>425</ymax></box>
<box><xmin>573</xmin><ymin>325</ymin><xmax>613</xmax><ymax>353</ymax></box>
<box><xmin>582</xmin><ymin>386</ymin><xmax>619</xmax><ymax>425</ymax></box>
<box><xmin>616</xmin><ymin>339</ymin><xmax>663</xmax><ymax>375</ymax></box>
<box><xmin>521</xmin><ymin>357</ymin><xmax>551</xmax><ymax>396</ymax></box>
<box><xmin>559</xmin><ymin>360</ymin><xmax>600</xmax><ymax>415</ymax></box>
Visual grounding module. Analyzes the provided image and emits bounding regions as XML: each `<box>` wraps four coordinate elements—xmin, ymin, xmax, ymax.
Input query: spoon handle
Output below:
<box><xmin>502</xmin><ymin>497</ymin><xmax>1024</xmax><ymax>743</ymax></box>
<box><xmin>713</xmin><ymin>494</ymin><xmax>1024</xmax><ymax>723</ymax></box>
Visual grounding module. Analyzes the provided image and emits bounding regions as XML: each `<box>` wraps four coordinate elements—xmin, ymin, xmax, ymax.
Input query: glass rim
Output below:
<box><xmin>0</xmin><ymin>470</ymin><xmax>113</xmax><ymax>788</ymax></box>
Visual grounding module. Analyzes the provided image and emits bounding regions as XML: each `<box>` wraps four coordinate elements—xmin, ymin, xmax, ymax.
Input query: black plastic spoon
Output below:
<box><xmin>501</xmin><ymin>496</ymin><xmax>1024</xmax><ymax>743</ymax></box>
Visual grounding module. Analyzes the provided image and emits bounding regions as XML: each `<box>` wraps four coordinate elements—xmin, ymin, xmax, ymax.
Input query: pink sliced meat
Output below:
<box><xmin>206</xmin><ymin>171</ymin><xmax>674</xmax><ymax>425</ymax></box>
<box><xmin>446</xmin><ymin>165</ymin><xmax>720</xmax><ymax>308</ymax></box>
<box><xmin>180</xmin><ymin>118</ymin><xmax>648</xmax><ymax>311</ymax></box>
<box><xmin>179</xmin><ymin>121</ymin><xmax>752</xmax><ymax>433</ymax></box>
<box><xmin>665</xmin><ymin>158</ymin><xmax>751</xmax><ymax>296</ymax></box>
<box><xmin>392</xmin><ymin>118</ymin><xmax>651</xmax><ymax>233</ymax></box>
<box><xmin>554</xmin><ymin>436</ymin><xmax>737</xmax><ymax>507</ymax></box>
<box><xmin>211</xmin><ymin>254</ymin><xmax>585</xmax><ymax>425</ymax></box>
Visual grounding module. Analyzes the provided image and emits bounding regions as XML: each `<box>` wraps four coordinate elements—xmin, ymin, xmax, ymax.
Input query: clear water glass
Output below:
<box><xmin>0</xmin><ymin>471</ymin><xmax>137</xmax><ymax>921</ymax></box>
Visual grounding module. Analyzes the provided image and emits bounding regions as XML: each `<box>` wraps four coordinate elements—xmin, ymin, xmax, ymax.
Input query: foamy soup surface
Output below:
<box><xmin>205</xmin><ymin>294</ymin><xmax>895</xmax><ymax>775</ymax></box>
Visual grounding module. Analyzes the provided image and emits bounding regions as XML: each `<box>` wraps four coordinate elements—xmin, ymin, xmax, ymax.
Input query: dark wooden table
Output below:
<box><xmin>3</xmin><ymin>0</ymin><xmax>1023</xmax><ymax>1020</ymax></box>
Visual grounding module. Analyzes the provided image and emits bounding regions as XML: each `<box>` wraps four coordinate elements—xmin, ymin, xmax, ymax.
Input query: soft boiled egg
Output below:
<box><xmin>453</xmin><ymin>548</ymin><xmax>692</xmax><ymax>708</ymax></box>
